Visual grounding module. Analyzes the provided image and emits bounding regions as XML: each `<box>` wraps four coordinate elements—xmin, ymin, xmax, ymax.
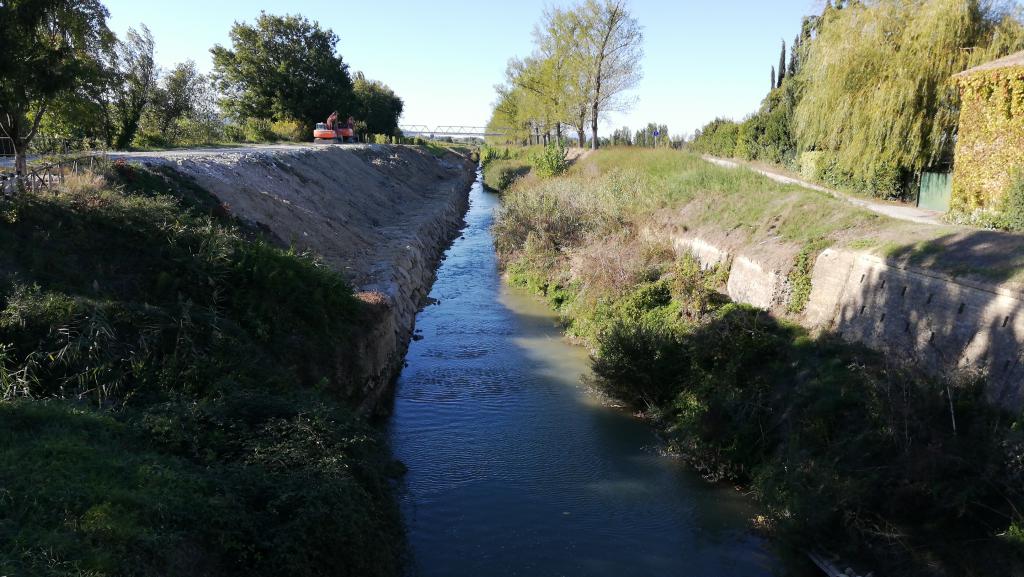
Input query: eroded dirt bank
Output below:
<box><xmin>128</xmin><ymin>144</ymin><xmax>476</xmax><ymax>412</ymax></box>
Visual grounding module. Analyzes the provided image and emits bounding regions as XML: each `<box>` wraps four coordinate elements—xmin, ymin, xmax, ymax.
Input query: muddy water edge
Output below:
<box><xmin>386</xmin><ymin>168</ymin><xmax>793</xmax><ymax>576</ymax></box>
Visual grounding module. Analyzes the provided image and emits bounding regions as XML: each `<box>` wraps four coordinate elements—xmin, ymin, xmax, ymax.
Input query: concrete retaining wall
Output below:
<box><xmin>805</xmin><ymin>248</ymin><xmax>1024</xmax><ymax>407</ymax></box>
<box><xmin>670</xmin><ymin>235</ymin><xmax>1024</xmax><ymax>407</ymax></box>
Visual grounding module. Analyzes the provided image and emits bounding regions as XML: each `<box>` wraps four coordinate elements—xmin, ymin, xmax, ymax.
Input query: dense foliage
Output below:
<box><xmin>0</xmin><ymin>0</ymin><xmax>114</xmax><ymax>172</ymax></box>
<box><xmin>0</xmin><ymin>6</ymin><xmax>406</xmax><ymax>154</ymax></box>
<box><xmin>492</xmin><ymin>148</ymin><xmax>1024</xmax><ymax>575</ymax></box>
<box><xmin>951</xmin><ymin>67</ymin><xmax>1024</xmax><ymax>217</ymax></box>
<box><xmin>690</xmin><ymin>0</ymin><xmax>1024</xmax><ymax>201</ymax></box>
<box><xmin>352</xmin><ymin>72</ymin><xmax>404</xmax><ymax>137</ymax></box>
<box><xmin>0</xmin><ymin>166</ymin><xmax>404</xmax><ymax>576</ymax></box>
<box><xmin>210</xmin><ymin>13</ymin><xmax>354</xmax><ymax>133</ymax></box>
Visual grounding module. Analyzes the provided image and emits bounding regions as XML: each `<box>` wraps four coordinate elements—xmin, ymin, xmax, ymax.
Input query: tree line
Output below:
<box><xmin>689</xmin><ymin>0</ymin><xmax>1024</xmax><ymax>199</ymax></box>
<box><xmin>487</xmin><ymin>0</ymin><xmax>643</xmax><ymax>149</ymax></box>
<box><xmin>0</xmin><ymin>2</ymin><xmax>405</xmax><ymax>174</ymax></box>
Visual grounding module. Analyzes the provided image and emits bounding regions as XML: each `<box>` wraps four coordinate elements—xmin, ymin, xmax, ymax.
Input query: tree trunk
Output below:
<box><xmin>556</xmin><ymin>123</ymin><xmax>562</xmax><ymax>145</ymax></box>
<box><xmin>590</xmin><ymin>102</ymin><xmax>600</xmax><ymax>150</ymax></box>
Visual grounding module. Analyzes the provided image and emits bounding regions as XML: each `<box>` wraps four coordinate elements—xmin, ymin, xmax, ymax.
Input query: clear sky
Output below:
<box><xmin>102</xmin><ymin>0</ymin><xmax>823</xmax><ymax>137</ymax></box>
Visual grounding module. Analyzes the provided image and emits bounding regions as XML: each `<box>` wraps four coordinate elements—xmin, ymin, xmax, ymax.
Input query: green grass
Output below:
<box><xmin>569</xmin><ymin>148</ymin><xmax>885</xmax><ymax>245</ymax></box>
<box><xmin>0</xmin><ymin>167</ymin><xmax>405</xmax><ymax>576</ymax></box>
<box><xmin>482</xmin><ymin>159</ymin><xmax>531</xmax><ymax>192</ymax></box>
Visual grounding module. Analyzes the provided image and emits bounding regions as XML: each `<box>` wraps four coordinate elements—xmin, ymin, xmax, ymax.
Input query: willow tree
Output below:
<box><xmin>794</xmin><ymin>0</ymin><xmax>1024</xmax><ymax>187</ymax></box>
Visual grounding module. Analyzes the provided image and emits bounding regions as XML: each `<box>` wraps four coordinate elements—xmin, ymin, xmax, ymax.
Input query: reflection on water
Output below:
<box><xmin>388</xmin><ymin>170</ymin><xmax>782</xmax><ymax>577</ymax></box>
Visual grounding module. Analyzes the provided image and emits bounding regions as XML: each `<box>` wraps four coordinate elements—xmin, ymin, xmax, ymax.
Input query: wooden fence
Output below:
<box><xmin>0</xmin><ymin>154</ymin><xmax>106</xmax><ymax>200</ymax></box>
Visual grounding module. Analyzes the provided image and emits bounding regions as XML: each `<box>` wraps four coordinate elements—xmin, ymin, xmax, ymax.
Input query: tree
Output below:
<box><xmin>795</xmin><ymin>0</ymin><xmax>1024</xmax><ymax>191</ymax></box>
<box><xmin>0</xmin><ymin>0</ymin><xmax>113</xmax><ymax>175</ymax></box>
<box><xmin>153</xmin><ymin>61</ymin><xmax>205</xmax><ymax>134</ymax></box>
<box><xmin>486</xmin><ymin>85</ymin><xmax>529</xmax><ymax>145</ymax></box>
<box><xmin>352</xmin><ymin>72</ymin><xmax>403</xmax><ymax>136</ymax></box>
<box><xmin>579</xmin><ymin>0</ymin><xmax>643</xmax><ymax>150</ymax></box>
<box><xmin>777</xmin><ymin>39</ymin><xmax>786</xmax><ymax>88</ymax></box>
<box><xmin>211</xmin><ymin>13</ymin><xmax>353</xmax><ymax>129</ymax></box>
<box><xmin>111</xmin><ymin>25</ymin><xmax>156</xmax><ymax>149</ymax></box>
<box><xmin>612</xmin><ymin>125</ymin><xmax>632</xmax><ymax>145</ymax></box>
<box><xmin>771</xmin><ymin>66</ymin><xmax>776</xmax><ymax>92</ymax></box>
<box><xmin>788</xmin><ymin>34</ymin><xmax>800</xmax><ymax>77</ymax></box>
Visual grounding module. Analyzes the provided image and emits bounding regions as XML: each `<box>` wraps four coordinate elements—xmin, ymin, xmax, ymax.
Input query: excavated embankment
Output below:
<box><xmin>135</xmin><ymin>144</ymin><xmax>476</xmax><ymax>413</ymax></box>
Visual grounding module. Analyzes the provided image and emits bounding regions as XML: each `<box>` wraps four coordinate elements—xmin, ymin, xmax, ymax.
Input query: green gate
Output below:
<box><xmin>918</xmin><ymin>171</ymin><xmax>952</xmax><ymax>212</ymax></box>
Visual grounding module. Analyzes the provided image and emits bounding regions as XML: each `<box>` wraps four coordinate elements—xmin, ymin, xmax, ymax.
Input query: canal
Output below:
<box><xmin>388</xmin><ymin>169</ymin><xmax>781</xmax><ymax>576</ymax></box>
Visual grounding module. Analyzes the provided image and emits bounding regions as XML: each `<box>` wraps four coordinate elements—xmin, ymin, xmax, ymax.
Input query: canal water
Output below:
<box><xmin>388</xmin><ymin>170</ymin><xmax>781</xmax><ymax>576</ymax></box>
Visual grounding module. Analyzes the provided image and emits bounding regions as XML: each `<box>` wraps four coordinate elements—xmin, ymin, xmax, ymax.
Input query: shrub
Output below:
<box><xmin>689</xmin><ymin>118</ymin><xmax>740</xmax><ymax>157</ymax></box>
<box><xmin>176</xmin><ymin>115</ymin><xmax>225</xmax><ymax>146</ymax></box>
<box><xmin>243</xmin><ymin>118</ymin><xmax>275</xmax><ymax>142</ymax></box>
<box><xmin>786</xmin><ymin>239</ymin><xmax>831</xmax><ymax>314</ymax></box>
<box><xmin>0</xmin><ymin>173</ymin><xmax>404</xmax><ymax>575</ymax></box>
<box><xmin>480</xmin><ymin>145</ymin><xmax>500</xmax><ymax>167</ymax></box>
<box><xmin>271</xmin><ymin>118</ymin><xmax>306</xmax><ymax>142</ymax></box>
<box><xmin>1002</xmin><ymin>169</ymin><xmax>1024</xmax><ymax>232</ymax></box>
<box><xmin>529</xmin><ymin>142</ymin><xmax>569</xmax><ymax>178</ymax></box>
<box><xmin>224</xmin><ymin>123</ymin><xmax>246</xmax><ymax>143</ymax></box>
<box><xmin>799</xmin><ymin>151</ymin><xmax>825</xmax><ymax>181</ymax></box>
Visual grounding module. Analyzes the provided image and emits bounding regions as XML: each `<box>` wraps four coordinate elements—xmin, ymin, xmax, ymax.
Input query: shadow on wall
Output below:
<box><xmin>884</xmin><ymin>230</ymin><xmax>1024</xmax><ymax>285</ymax></box>
<box><xmin>808</xmin><ymin>246</ymin><xmax>1024</xmax><ymax>409</ymax></box>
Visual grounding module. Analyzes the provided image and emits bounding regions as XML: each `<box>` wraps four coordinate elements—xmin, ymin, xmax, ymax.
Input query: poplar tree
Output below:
<box><xmin>578</xmin><ymin>0</ymin><xmax>643</xmax><ymax>150</ymax></box>
<box><xmin>771</xmin><ymin>66</ymin><xmax>776</xmax><ymax>92</ymax></box>
<box><xmin>777</xmin><ymin>40</ymin><xmax>786</xmax><ymax>88</ymax></box>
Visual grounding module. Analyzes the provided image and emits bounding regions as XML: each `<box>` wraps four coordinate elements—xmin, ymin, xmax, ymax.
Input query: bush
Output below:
<box><xmin>224</xmin><ymin>123</ymin><xmax>246</xmax><ymax>143</ymax></box>
<box><xmin>786</xmin><ymin>239</ymin><xmax>831</xmax><ymax>314</ymax></box>
<box><xmin>271</xmin><ymin>118</ymin><xmax>306</xmax><ymax>142</ymax></box>
<box><xmin>1002</xmin><ymin>169</ymin><xmax>1024</xmax><ymax>232</ymax></box>
<box><xmin>799</xmin><ymin>151</ymin><xmax>825</xmax><ymax>181</ymax></box>
<box><xmin>177</xmin><ymin>115</ymin><xmax>224</xmax><ymax>146</ymax></box>
<box><xmin>243</xmin><ymin>118</ymin><xmax>275</xmax><ymax>143</ymax></box>
<box><xmin>689</xmin><ymin>118</ymin><xmax>740</xmax><ymax>157</ymax></box>
<box><xmin>480</xmin><ymin>145</ymin><xmax>500</xmax><ymax>167</ymax></box>
<box><xmin>529</xmin><ymin>142</ymin><xmax>569</xmax><ymax>178</ymax></box>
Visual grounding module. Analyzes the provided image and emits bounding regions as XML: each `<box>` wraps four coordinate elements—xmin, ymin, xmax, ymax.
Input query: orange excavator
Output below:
<box><xmin>313</xmin><ymin>111</ymin><xmax>358</xmax><ymax>143</ymax></box>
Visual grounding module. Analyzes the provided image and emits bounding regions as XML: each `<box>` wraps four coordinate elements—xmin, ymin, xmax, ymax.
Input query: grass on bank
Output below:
<box><xmin>493</xmin><ymin>147</ymin><xmax>1024</xmax><ymax>576</ymax></box>
<box><xmin>0</xmin><ymin>163</ymin><xmax>404</xmax><ymax>577</ymax></box>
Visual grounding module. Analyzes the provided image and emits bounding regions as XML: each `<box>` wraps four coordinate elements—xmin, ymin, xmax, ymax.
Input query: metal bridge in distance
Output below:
<box><xmin>399</xmin><ymin>125</ymin><xmax>509</xmax><ymax>138</ymax></box>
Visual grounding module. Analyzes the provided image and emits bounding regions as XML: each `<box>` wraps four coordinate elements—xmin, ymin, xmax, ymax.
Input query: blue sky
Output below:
<box><xmin>102</xmin><ymin>0</ymin><xmax>822</xmax><ymax>137</ymax></box>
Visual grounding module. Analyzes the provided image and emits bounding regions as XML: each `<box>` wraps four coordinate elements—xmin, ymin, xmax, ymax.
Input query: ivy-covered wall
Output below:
<box><xmin>952</xmin><ymin>67</ymin><xmax>1024</xmax><ymax>211</ymax></box>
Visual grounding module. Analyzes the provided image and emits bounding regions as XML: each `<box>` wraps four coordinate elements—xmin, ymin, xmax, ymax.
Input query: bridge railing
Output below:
<box><xmin>399</xmin><ymin>125</ymin><xmax>511</xmax><ymax>138</ymax></box>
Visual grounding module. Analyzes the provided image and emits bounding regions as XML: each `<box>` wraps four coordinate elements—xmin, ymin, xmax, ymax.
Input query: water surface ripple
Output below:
<box><xmin>388</xmin><ymin>170</ymin><xmax>781</xmax><ymax>577</ymax></box>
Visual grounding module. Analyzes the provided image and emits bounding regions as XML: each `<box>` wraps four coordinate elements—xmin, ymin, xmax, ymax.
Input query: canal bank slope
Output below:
<box><xmin>0</xmin><ymin>144</ymin><xmax>475</xmax><ymax>577</ymax></box>
<box><xmin>125</xmin><ymin>144</ymin><xmax>477</xmax><ymax>412</ymax></box>
<box><xmin>493</xmin><ymin>147</ymin><xmax>1024</xmax><ymax>577</ymax></box>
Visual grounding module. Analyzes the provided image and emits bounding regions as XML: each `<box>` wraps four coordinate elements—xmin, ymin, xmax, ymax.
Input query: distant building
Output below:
<box><xmin>951</xmin><ymin>51</ymin><xmax>1024</xmax><ymax>212</ymax></box>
